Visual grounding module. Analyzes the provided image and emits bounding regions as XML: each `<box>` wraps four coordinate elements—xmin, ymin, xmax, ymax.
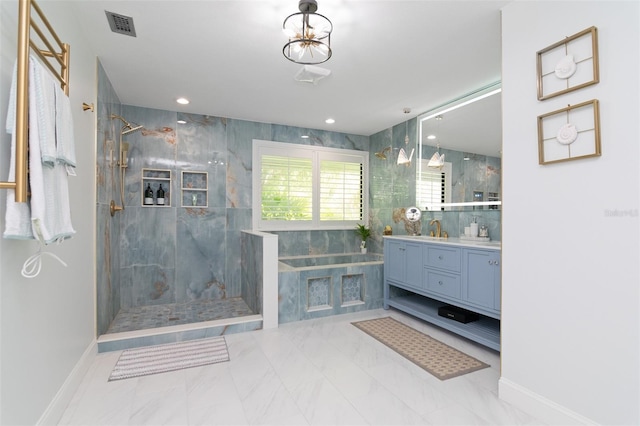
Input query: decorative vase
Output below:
<box><xmin>361</xmin><ymin>247</ymin><xmax>367</xmax><ymax>254</ymax></box>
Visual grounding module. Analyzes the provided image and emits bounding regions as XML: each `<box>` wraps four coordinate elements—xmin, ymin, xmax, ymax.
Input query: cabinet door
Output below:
<box><xmin>404</xmin><ymin>242</ymin><xmax>423</xmax><ymax>289</ymax></box>
<box><xmin>386</xmin><ymin>240</ymin><xmax>406</xmax><ymax>283</ymax></box>
<box><xmin>464</xmin><ymin>249</ymin><xmax>500</xmax><ymax>311</ymax></box>
<box><xmin>384</xmin><ymin>240</ymin><xmax>422</xmax><ymax>289</ymax></box>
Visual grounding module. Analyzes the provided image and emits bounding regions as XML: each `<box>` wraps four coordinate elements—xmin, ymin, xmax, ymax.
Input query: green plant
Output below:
<box><xmin>354</xmin><ymin>224</ymin><xmax>371</xmax><ymax>241</ymax></box>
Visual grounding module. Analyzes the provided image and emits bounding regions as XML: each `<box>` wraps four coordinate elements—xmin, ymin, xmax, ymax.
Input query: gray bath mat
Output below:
<box><xmin>109</xmin><ymin>336</ymin><xmax>229</xmax><ymax>381</ymax></box>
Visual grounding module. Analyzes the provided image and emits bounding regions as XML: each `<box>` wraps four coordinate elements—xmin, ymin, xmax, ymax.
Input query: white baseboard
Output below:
<box><xmin>37</xmin><ymin>339</ymin><xmax>98</xmax><ymax>426</ymax></box>
<box><xmin>499</xmin><ymin>377</ymin><xmax>597</xmax><ymax>425</ymax></box>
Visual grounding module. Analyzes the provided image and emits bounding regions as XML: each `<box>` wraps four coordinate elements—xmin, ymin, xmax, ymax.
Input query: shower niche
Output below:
<box><xmin>181</xmin><ymin>171</ymin><xmax>208</xmax><ymax>208</ymax></box>
<box><xmin>141</xmin><ymin>168</ymin><xmax>171</xmax><ymax>207</ymax></box>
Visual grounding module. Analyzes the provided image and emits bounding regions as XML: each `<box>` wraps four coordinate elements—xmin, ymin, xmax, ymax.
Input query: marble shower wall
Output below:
<box><xmin>96</xmin><ymin>61</ymin><xmax>123</xmax><ymax>335</ymax></box>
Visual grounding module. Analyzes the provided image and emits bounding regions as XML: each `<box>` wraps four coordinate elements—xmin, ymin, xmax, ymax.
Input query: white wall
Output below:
<box><xmin>500</xmin><ymin>1</ymin><xmax>639</xmax><ymax>425</ymax></box>
<box><xmin>0</xmin><ymin>1</ymin><xmax>97</xmax><ymax>424</ymax></box>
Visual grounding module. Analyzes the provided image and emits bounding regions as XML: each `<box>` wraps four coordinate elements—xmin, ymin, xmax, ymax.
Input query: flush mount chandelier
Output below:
<box><xmin>282</xmin><ymin>0</ymin><xmax>333</xmax><ymax>65</ymax></box>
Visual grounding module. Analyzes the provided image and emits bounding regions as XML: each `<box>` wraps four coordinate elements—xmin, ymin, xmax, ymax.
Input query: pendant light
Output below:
<box><xmin>283</xmin><ymin>0</ymin><xmax>333</xmax><ymax>65</ymax></box>
<box><xmin>427</xmin><ymin>115</ymin><xmax>445</xmax><ymax>169</ymax></box>
<box><xmin>397</xmin><ymin>109</ymin><xmax>414</xmax><ymax>166</ymax></box>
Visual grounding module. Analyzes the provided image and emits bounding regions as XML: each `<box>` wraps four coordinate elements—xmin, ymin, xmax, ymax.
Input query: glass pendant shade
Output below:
<box><xmin>283</xmin><ymin>2</ymin><xmax>332</xmax><ymax>65</ymax></box>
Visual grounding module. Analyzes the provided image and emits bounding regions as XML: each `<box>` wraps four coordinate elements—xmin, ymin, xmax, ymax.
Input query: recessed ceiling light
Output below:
<box><xmin>325</xmin><ymin>118</ymin><xmax>335</xmax><ymax>124</ymax></box>
<box><xmin>427</xmin><ymin>135</ymin><xmax>436</xmax><ymax>140</ymax></box>
<box><xmin>177</xmin><ymin>119</ymin><xmax>187</xmax><ymax>124</ymax></box>
<box><xmin>301</xmin><ymin>135</ymin><xmax>309</xmax><ymax>139</ymax></box>
<box><xmin>176</xmin><ymin>97</ymin><xmax>189</xmax><ymax>105</ymax></box>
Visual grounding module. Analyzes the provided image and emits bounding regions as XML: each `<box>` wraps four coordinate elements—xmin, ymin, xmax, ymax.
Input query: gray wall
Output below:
<box><xmin>500</xmin><ymin>2</ymin><xmax>639</xmax><ymax>424</ymax></box>
<box><xmin>0</xmin><ymin>2</ymin><xmax>97</xmax><ymax>424</ymax></box>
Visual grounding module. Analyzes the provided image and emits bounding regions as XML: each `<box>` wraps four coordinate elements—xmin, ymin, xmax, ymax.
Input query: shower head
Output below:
<box><xmin>122</xmin><ymin>124</ymin><xmax>144</xmax><ymax>135</ymax></box>
<box><xmin>111</xmin><ymin>114</ymin><xmax>143</xmax><ymax>135</ymax></box>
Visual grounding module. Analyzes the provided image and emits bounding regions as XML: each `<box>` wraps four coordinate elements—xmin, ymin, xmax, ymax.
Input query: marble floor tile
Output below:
<box><xmin>59</xmin><ymin>308</ymin><xmax>546</xmax><ymax>426</ymax></box>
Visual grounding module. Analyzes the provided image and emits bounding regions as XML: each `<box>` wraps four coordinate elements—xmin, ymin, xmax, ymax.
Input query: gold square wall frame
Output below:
<box><xmin>536</xmin><ymin>26</ymin><xmax>599</xmax><ymax>101</ymax></box>
<box><xmin>537</xmin><ymin>99</ymin><xmax>601</xmax><ymax>165</ymax></box>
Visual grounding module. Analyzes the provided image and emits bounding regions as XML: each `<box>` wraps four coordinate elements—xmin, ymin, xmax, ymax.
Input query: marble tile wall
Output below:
<box><xmin>277</xmin><ymin>262</ymin><xmax>384</xmax><ymax>324</ymax></box>
<box><xmin>240</xmin><ymin>232</ymin><xmax>262</xmax><ymax>314</ymax></box>
<box><xmin>96</xmin><ymin>61</ymin><xmax>123</xmax><ymax>335</ymax></box>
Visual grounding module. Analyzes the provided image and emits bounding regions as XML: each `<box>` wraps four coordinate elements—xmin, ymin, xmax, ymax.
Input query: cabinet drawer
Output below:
<box><xmin>424</xmin><ymin>246</ymin><xmax>461</xmax><ymax>272</ymax></box>
<box><xmin>425</xmin><ymin>270</ymin><xmax>461</xmax><ymax>298</ymax></box>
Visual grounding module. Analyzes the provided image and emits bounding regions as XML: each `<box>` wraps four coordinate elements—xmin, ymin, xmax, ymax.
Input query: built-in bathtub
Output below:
<box><xmin>279</xmin><ymin>253</ymin><xmax>383</xmax><ymax>270</ymax></box>
<box><xmin>277</xmin><ymin>252</ymin><xmax>384</xmax><ymax>323</ymax></box>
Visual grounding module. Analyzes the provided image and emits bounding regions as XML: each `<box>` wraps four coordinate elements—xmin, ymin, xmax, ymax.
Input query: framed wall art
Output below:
<box><xmin>537</xmin><ymin>99</ymin><xmax>601</xmax><ymax>165</ymax></box>
<box><xmin>536</xmin><ymin>26</ymin><xmax>599</xmax><ymax>101</ymax></box>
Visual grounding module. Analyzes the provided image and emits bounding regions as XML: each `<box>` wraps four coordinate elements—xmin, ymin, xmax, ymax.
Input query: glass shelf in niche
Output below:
<box><xmin>181</xmin><ymin>171</ymin><xmax>208</xmax><ymax>208</ymax></box>
<box><xmin>142</xmin><ymin>168</ymin><xmax>171</xmax><ymax>207</ymax></box>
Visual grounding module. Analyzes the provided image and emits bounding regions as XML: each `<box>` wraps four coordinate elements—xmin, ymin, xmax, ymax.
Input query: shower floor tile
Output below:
<box><xmin>106</xmin><ymin>297</ymin><xmax>255</xmax><ymax>334</ymax></box>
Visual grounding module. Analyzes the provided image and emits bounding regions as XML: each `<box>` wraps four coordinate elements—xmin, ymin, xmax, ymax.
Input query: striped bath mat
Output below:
<box><xmin>109</xmin><ymin>336</ymin><xmax>229</xmax><ymax>381</ymax></box>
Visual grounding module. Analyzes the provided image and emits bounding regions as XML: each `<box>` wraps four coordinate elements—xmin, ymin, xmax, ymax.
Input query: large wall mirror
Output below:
<box><xmin>416</xmin><ymin>82</ymin><xmax>502</xmax><ymax>211</ymax></box>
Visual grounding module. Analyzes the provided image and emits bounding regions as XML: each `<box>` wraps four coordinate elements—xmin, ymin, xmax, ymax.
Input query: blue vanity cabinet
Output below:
<box><xmin>463</xmin><ymin>249</ymin><xmax>501</xmax><ymax>317</ymax></box>
<box><xmin>384</xmin><ymin>236</ymin><xmax>501</xmax><ymax>351</ymax></box>
<box><xmin>385</xmin><ymin>239</ymin><xmax>423</xmax><ymax>290</ymax></box>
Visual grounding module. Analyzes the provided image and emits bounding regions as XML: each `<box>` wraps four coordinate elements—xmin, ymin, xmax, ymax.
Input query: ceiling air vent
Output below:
<box><xmin>105</xmin><ymin>11</ymin><xmax>137</xmax><ymax>37</ymax></box>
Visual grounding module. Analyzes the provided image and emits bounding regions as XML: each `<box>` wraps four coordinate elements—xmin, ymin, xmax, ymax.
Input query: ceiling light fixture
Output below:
<box><xmin>325</xmin><ymin>118</ymin><xmax>335</xmax><ymax>124</ymax></box>
<box><xmin>283</xmin><ymin>0</ymin><xmax>332</xmax><ymax>65</ymax></box>
<box><xmin>176</xmin><ymin>97</ymin><xmax>189</xmax><ymax>105</ymax></box>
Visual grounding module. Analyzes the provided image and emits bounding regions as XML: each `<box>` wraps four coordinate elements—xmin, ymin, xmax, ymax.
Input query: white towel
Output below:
<box><xmin>55</xmin><ymin>83</ymin><xmax>76</xmax><ymax>167</ymax></box>
<box><xmin>32</xmin><ymin>55</ymin><xmax>57</xmax><ymax>168</ymax></box>
<box><xmin>29</xmin><ymin>58</ymin><xmax>75</xmax><ymax>244</ymax></box>
<box><xmin>3</xmin><ymin>61</ymin><xmax>34</xmax><ymax>240</ymax></box>
<box><xmin>3</xmin><ymin>57</ymin><xmax>75</xmax><ymax>244</ymax></box>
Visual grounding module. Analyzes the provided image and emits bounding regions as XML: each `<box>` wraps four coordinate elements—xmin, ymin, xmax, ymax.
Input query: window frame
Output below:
<box><xmin>252</xmin><ymin>139</ymin><xmax>369</xmax><ymax>231</ymax></box>
<box><xmin>416</xmin><ymin>159</ymin><xmax>452</xmax><ymax>211</ymax></box>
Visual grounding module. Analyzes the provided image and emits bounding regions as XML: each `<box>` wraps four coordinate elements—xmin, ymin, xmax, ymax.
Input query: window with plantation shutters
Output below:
<box><xmin>261</xmin><ymin>155</ymin><xmax>313</xmax><ymax>220</ymax></box>
<box><xmin>319</xmin><ymin>159</ymin><xmax>363</xmax><ymax>221</ymax></box>
<box><xmin>253</xmin><ymin>140</ymin><xmax>369</xmax><ymax>231</ymax></box>
<box><xmin>416</xmin><ymin>159</ymin><xmax>452</xmax><ymax>211</ymax></box>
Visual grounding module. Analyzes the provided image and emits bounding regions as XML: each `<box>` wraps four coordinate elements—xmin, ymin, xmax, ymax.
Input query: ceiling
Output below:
<box><xmin>420</xmin><ymin>88</ymin><xmax>502</xmax><ymax>157</ymax></box>
<box><xmin>72</xmin><ymin>0</ymin><xmax>507</xmax><ymax>154</ymax></box>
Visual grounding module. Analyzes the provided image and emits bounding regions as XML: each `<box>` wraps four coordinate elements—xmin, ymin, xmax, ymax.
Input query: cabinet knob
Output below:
<box><xmin>438</xmin><ymin>255</ymin><xmax>443</xmax><ymax>260</ymax></box>
<box><xmin>494</xmin><ymin>260</ymin><xmax>499</xmax><ymax>265</ymax></box>
<box><xmin>438</xmin><ymin>280</ymin><xmax>443</xmax><ymax>285</ymax></box>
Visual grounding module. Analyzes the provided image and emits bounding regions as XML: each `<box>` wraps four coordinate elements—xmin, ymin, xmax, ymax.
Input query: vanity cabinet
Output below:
<box><xmin>384</xmin><ymin>237</ymin><xmax>501</xmax><ymax>351</ymax></box>
<box><xmin>385</xmin><ymin>239</ymin><xmax>423</xmax><ymax>290</ymax></box>
<box><xmin>464</xmin><ymin>249</ymin><xmax>501</xmax><ymax>311</ymax></box>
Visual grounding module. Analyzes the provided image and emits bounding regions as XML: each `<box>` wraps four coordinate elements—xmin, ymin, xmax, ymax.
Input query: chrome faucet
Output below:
<box><xmin>429</xmin><ymin>219</ymin><xmax>441</xmax><ymax>238</ymax></box>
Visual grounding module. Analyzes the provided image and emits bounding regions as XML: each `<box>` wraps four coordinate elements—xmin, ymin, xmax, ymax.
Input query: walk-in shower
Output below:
<box><xmin>109</xmin><ymin>114</ymin><xmax>143</xmax><ymax>216</ymax></box>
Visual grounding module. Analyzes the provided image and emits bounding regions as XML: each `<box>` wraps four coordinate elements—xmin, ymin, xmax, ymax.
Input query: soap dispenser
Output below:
<box><xmin>470</xmin><ymin>217</ymin><xmax>478</xmax><ymax>237</ymax></box>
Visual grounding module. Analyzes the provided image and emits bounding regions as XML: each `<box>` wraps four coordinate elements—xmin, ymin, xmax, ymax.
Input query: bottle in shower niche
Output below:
<box><xmin>156</xmin><ymin>184</ymin><xmax>165</xmax><ymax>205</ymax></box>
<box><xmin>144</xmin><ymin>183</ymin><xmax>154</xmax><ymax>205</ymax></box>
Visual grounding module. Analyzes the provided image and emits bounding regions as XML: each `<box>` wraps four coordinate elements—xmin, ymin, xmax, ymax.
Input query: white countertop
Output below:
<box><xmin>383</xmin><ymin>235</ymin><xmax>501</xmax><ymax>250</ymax></box>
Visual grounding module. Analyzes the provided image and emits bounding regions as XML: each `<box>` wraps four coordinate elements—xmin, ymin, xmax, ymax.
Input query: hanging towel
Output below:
<box><xmin>28</xmin><ymin>57</ymin><xmax>75</xmax><ymax>244</ymax></box>
<box><xmin>3</xmin><ymin>61</ymin><xmax>34</xmax><ymax>240</ymax></box>
<box><xmin>32</xmin><ymin>55</ymin><xmax>57</xmax><ymax>168</ymax></box>
<box><xmin>3</xmin><ymin>57</ymin><xmax>75</xmax><ymax>243</ymax></box>
<box><xmin>55</xmin><ymin>83</ymin><xmax>76</xmax><ymax>167</ymax></box>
